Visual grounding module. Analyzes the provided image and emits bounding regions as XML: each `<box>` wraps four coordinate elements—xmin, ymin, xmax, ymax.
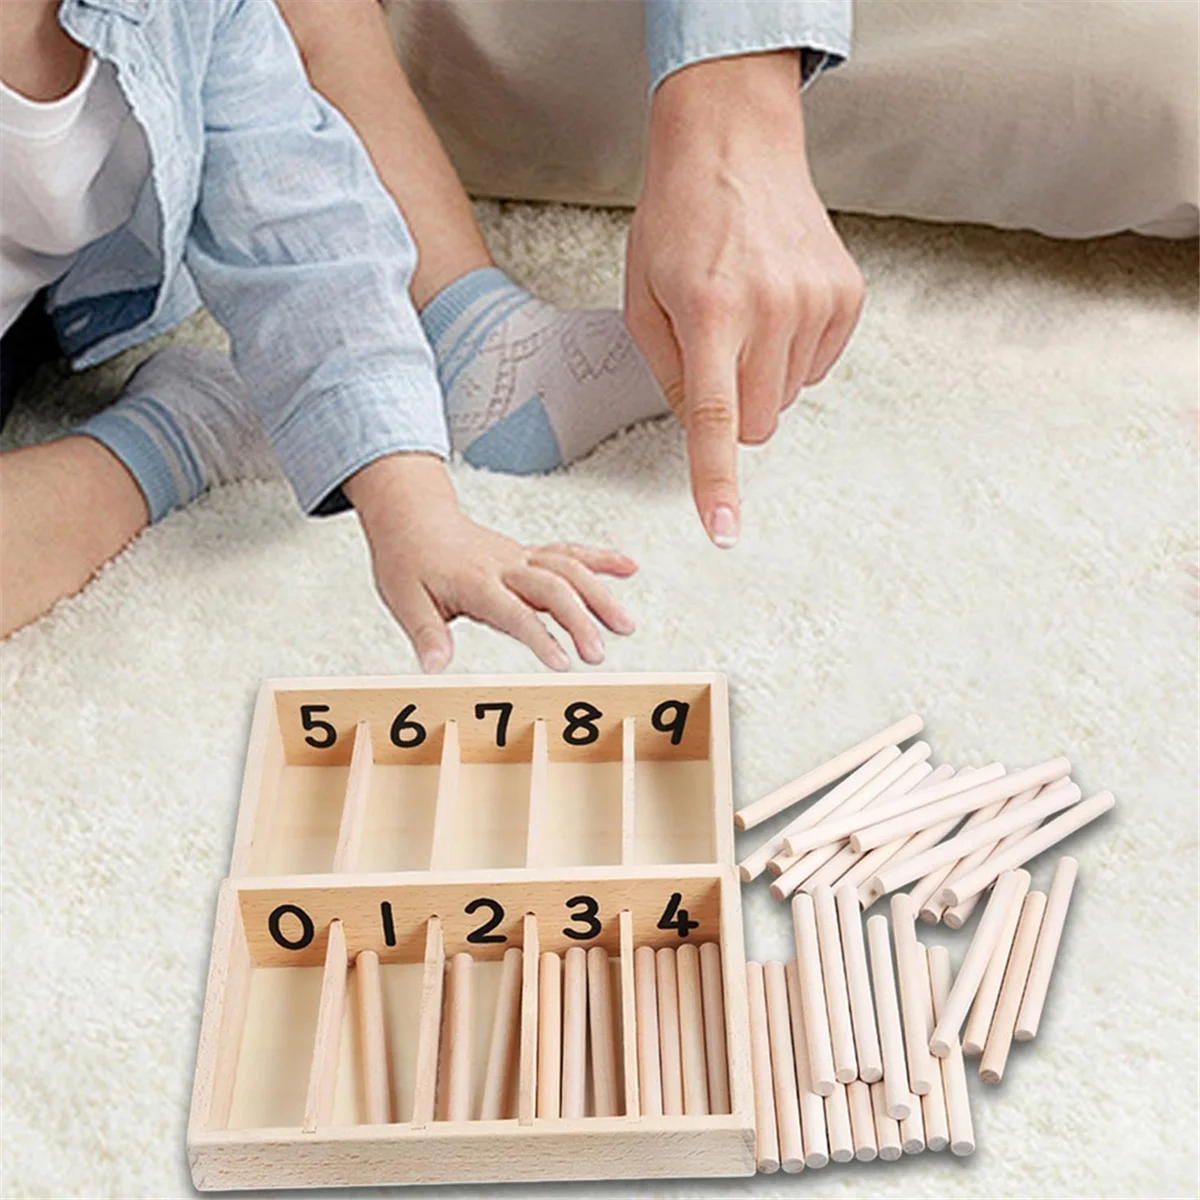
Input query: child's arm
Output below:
<box><xmin>181</xmin><ymin>0</ymin><xmax>632</xmax><ymax>668</ymax></box>
<box><xmin>345</xmin><ymin>455</ymin><xmax>636</xmax><ymax>673</ymax></box>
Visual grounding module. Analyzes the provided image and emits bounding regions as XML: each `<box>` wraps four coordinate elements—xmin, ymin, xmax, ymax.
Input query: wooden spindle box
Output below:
<box><xmin>187</xmin><ymin>673</ymin><xmax>755</xmax><ymax>1189</ymax></box>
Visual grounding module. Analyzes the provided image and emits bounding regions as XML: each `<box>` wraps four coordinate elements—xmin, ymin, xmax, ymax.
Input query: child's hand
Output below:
<box><xmin>344</xmin><ymin>454</ymin><xmax>637</xmax><ymax>672</ymax></box>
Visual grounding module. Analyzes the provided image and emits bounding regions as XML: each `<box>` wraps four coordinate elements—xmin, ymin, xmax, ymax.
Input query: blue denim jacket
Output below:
<box><xmin>50</xmin><ymin>0</ymin><xmax>851</xmax><ymax>514</ymax></box>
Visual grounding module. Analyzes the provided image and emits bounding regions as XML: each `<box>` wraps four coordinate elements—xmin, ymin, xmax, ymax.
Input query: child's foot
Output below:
<box><xmin>420</xmin><ymin>268</ymin><xmax>669</xmax><ymax>473</ymax></box>
<box><xmin>77</xmin><ymin>345</ymin><xmax>279</xmax><ymax>521</ymax></box>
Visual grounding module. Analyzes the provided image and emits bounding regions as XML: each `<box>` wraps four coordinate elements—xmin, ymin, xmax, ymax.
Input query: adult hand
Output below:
<box><xmin>344</xmin><ymin>454</ymin><xmax>637</xmax><ymax>671</ymax></box>
<box><xmin>625</xmin><ymin>51</ymin><xmax>865</xmax><ymax>547</ymax></box>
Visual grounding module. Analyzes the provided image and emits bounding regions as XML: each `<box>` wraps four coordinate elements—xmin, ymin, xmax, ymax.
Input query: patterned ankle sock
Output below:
<box><xmin>420</xmin><ymin>267</ymin><xmax>668</xmax><ymax>474</ymax></box>
<box><xmin>77</xmin><ymin>345</ymin><xmax>279</xmax><ymax>522</ymax></box>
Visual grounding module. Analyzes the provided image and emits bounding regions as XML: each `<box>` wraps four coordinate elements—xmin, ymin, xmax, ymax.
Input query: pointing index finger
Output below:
<box><xmin>681</xmin><ymin>330</ymin><xmax>741</xmax><ymax>548</ymax></box>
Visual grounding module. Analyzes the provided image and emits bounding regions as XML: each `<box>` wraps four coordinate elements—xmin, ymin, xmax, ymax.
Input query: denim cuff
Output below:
<box><xmin>270</xmin><ymin>370</ymin><xmax>450</xmax><ymax>516</ymax></box>
<box><xmin>644</xmin><ymin>0</ymin><xmax>852</xmax><ymax>93</ymax></box>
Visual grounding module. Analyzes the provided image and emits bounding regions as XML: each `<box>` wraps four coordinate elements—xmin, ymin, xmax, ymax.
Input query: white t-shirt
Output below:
<box><xmin>0</xmin><ymin>54</ymin><xmax>149</xmax><ymax>335</ymax></box>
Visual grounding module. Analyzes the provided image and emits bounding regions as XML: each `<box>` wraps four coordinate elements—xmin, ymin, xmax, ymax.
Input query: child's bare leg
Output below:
<box><xmin>0</xmin><ymin>438</ymin><xmax>147</xmax><ymax>636</ymax></box>
<box><xmin>279</xmin><ymin>0</ymin><xmax>668</xmax><ymax>474</ymax></box>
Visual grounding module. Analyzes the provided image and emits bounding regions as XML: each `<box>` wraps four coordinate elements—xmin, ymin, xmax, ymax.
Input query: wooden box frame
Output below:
<box><xmin>187</xmin><ymin>673</ymin><xmax>754</xmax><ymax>1189</ymax></box>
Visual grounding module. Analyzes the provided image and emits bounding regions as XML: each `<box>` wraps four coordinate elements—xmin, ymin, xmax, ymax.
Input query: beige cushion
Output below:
<box><xmin>381</xmin><ymin>0</ymin><xmax>1197</xmax><ymax>238</ymax></box>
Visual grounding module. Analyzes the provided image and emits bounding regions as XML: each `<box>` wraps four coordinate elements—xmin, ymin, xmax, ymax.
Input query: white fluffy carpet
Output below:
<box><xmin>2</xmin><ymin>203</ymin><xmax>1197</xmax><ymax>1199</ymax></box>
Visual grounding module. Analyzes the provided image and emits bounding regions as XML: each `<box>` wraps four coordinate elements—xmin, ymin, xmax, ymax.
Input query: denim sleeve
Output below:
<box><xmin>644</xmin><ymin>0</ymin><xmax>852</xmax><ymax>93</ymax></box>
<box><xmin>184</xmin><ymin>0</ymin><xmax>447</xmax><ymax>515</ymax></box>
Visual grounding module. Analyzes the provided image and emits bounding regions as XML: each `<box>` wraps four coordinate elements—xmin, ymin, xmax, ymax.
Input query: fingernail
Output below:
<box><xmin>613</xmin><ymin>608</ymin><xmax>636</xmax><ymax>635</ymax></box>
<box><xmin>709</xmin><ymin>504</ymin><xmax>739</xmax><ymax>549</ymax></box>
<box><xmin>420</xmin><ymin>646</ymin><xmax>449</xmax><ymax>674</ymax></box>
<box><xmin>549</xmin><ymin>646</ymin><xmax>572</xmax><ymax>672</ymax></box>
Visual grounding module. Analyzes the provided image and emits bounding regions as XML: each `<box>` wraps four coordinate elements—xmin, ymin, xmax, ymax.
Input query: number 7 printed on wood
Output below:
<box><xmin>187</xmin><ymin>673</ymin><xmax>755</xmax><ymax>1190</ymax></box>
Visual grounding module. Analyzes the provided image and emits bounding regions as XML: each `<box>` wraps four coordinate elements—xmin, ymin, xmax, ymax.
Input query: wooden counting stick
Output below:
<box><xmin>412</xmin><ymin>916</ymin><xmax>445</xmax><ymax>1126</ymax></box>
<box><xmin>829</xmin><ymin>765</ymin><xmax>959</xmax><ymax>900</ymax></box>
<box><xmin>811</xmin><ymin>885</ymin><xmax>857</xmax><ymax>1083</ymax></box>
<box><xmin>980</xmin><ymin>891</ymin><xmax>1047</xmax><ymax>1084</ymax></box>
<box><xmin>699</xmin><ymin>942</ymin><xmax>731</xmax><ymax>1114</ymax></box>
<box><xmin>587</xmin><ymin>947</ymin><xmax>620</xmax><ymax>1117</ymax></box>
<box><xmin>735</xmin><ymin>714</ymin><xmax>924</xmax><ymax>832</ymax></box>
<box><xmin>889</xmin><ymin>894</ymin><xmax>936</xmax><ymax>1096</ymax></box>
<box><xmin>782</xmin><ymin>748</ymin><xmax>934</xmax><ymax>859</ymax></box>
<box><xmin>676</xmin><ymin>944</ymin><xmax>709</xmax><ymax>1115</ymax></box>
<box><xmin>942</xmin><ymin>791</ymin><xmax>1114</xmax><ymax>909</ymax></box>
<box><xmin>480</xmin><ymin>948</ymin><xmax>523</xmax><ymax>1120</ymax></box>
<box><xmin>355</xmin><ymin>950</ymin><xmax>391</xmax><ymax>1125</ymax></box>
<box><xmin>916</xmin><ymin>946</ymin><xmax>949</xmax><ymax>1151</ymax></box>
<box><xmin>303</xmin><ymin>919</ymin><xmax>348</xmax><ymax>1132</ymax></box>
<box><xmin>618</xmin><ymin>912</ymin><xmax>639</xmax><ymax>1119</ymax></box>
<box><xmin>445</xmin><ymin>952</ymin><xmax>474</xmax><ymax>1123</ymax></box>
<box><xmin>518</xmin><ymin>916</ymin><xmax>539</xmax><ymax>1124</ymax></box>
<box><xmin>802</xmin><ymin>764</ymin><xmax>954</xmax><ymax>897</ymax></box>
<box><xmin>851</xmin><ymin>757</ymin><xmax>1072</xmax><ymax>855</ymax></box>
<box><xmin>737</xmin><ymin>745</ymin><xmax>901</xmax><ymax>882</ymax></box>
<box><xmin>561</xmin><ymin>947</ymin><xmax>588</xmax><ymax>1119</ymax></box>
<box><xmin>899</xmin><ymin>1093</ymin><xmax>926</xmax><ymax>1155</ymax></box>
<box><xmin>865</xmin><ymin>914</ymin><xmax>913</xmax><ymax>1121</ymax></box>
<box><xmin>537</xmin><ymin>952</ymin><xmax>562</xmax><ymax>1119</ymax></box>
<box><xmin>926</xmin><ymin>945</ymin><xmax>974</xmax><ymax>1152</ymax></box>
<box><xmin>930</xmin><ymin>869</ymin><xmax>1030</xmax><ymax>1058</ymax></box>
<box><xmin>655</xmin><ymin>948</ymin><xmax>684</xmax><ymax>1116</ymax></box>
<box><xmin>1016</xmin><ymin>856</ymin><xmax>1079</xmax><ymax>1042</ymax></box>
<box><xmin>835</xmin><ymin>883</ymin><xmax>882</xmax><ymax>1083</ymax></box>
<box><xmin>911</xmin><ymin>785</ymin><xmax>1040</xmax><ymax>918</ymax></box>
<box><xmin>873</xmin><ymin>779</ymin><xmax>1080</xmax><ymax>898</ymax></box>
<box><xmin>763</xmin><ymin>961</ymin><xmax>804</xmax><ymax>1173</ymax></box>
<box><xmin>784</xmin><ymin>960</ymin><xmax>830</xmax><ymax>1169</ymax></box>
<box><xmin>962</xmin><ymin>872</ymin><xmax>1029</xmax><ymax>1058</ymax></box>
<box><xmin>847</xmin><ymin>1080</ymin><xmax>877</xmax><ymax>1161</ymax></box>
<box><xmin>824</xmin><ymin>1083</ymin><xmax>854</xmax><ymax>1163</ymax></box>
<box><xmin>790</xmin><ymin>893</ymin><xmax>836</xmax><ymax>1096</ymax></box>
<box><xmin>769</xmin><ymin>746</ymin><xmax>932</xmax><ymax>894</ymax></box>
<box><xmin>941</xmin><ymin>788</ymin><xmax>1049</xmax><ymax>928</ymax></box>
<box><xmin>927</xmin><ymin>945</ymin><xmax>975</xmax><ymax>1156</ymax></box>
<box><xmin>871</xmin><ymin>1082</ymin><xmax>903</xmax><ymax>1161</ymax></box>
<box><xmin>745</xmin><ymin>963</ymin><xmax>780</xmax><ymax>1173</ymax></box>
<box><xmin>634</xmin><ymin>946</ymin><xmax>662</xmax><ymax>1117</ymax></box>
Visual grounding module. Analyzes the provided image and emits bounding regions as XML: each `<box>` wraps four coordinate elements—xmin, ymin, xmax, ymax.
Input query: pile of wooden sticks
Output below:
<box><xmin>735</xmin><ymin>714</ymin><xmax>1114</xmax><ymax>922</ymax></box>
<box><xmin>746</xmin><ymin>863</ymin><xmax>1078</xmax><ymax>1173</ymax></box>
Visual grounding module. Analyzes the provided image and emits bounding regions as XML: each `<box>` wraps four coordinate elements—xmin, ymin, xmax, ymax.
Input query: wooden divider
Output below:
<box><xmin>519</xmin><ymin>915</ymin><xmax>540</xmax><ymax>1123</ymax></box>
<box><xmin>525</xmin><ymin>721</ymin><xmax>549</xmax><ymax>868</ymax></box>
<box><xmin>429</xmin><ymin>722</ymin><xmax>460</xmax><ymax>870</ymax></box>
<box><xmin>619</xmin><ymin>911</ymin><xmax>640</xmax><ymax>1120</ymax></box>
<box><xmin>303</xmin><ymin>919</ymin><xmax>348</xmax><ymax>1131</ymax></box>
<box><xmin>621</xmin><ymin>718</ymin><xmax>637</xmax><ymax>865</ymax></box>
<box><xmin>411</xmin><ymin>916</ymin><xmax>445</xmax><ymax>1126</ymax></box>
<box><xmin>332</xmin><ymin>722</ymin><xmax>373</xmax><ymax>872</ymax></box>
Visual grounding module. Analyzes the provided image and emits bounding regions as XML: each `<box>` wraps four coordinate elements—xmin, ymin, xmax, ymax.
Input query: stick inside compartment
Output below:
<box><xmin>619</xmin><ymin>912</ymin><xmax>640</xmax><ymax>1119</ymax></box>
<box><xmin>518</xmin><ymin>914</ymin><xmax>540</xmax><ymax>1123</ymax></box>
<box><xmin>412</xmin><ymin>916</ymin><xmax>445</xmax><ymax>1125</ymax></box>
<box><xmin>699</xmin><ymin>942</ymin><xmax>731</xmax><ymax>1114</ymax></box>
<box><xmin>537</xmin><ymin>951</ymin><xmax>562</xmax><ymax>1119</ymax></box>
<box><xmin>480</xmin><ymin>948</ymin><xmax>523</xmax><ymax>1120</ymax></box>
<box><xmin>587</xmin><ymin>947</ymin><xmax>621</xmax><ymax>1118</ymax></box>
<box><xmin>561</xmin><ymin>946</ymin><xmax>588</xmax><ymax>1119</ymax></box>
<box><xmin>634</xmin><ymin>946</ymin><xmax>662</xmax><ymax>1117</ymax></box>
<box><xmin>656</xmin><ymin>947</ymin><xmax>685</xmax><ymax>1116</ymax></box>
<box><xmin>302</xmin><ymin>919</ymin><xmax>348</xmax><ymax>1132</ymax></box>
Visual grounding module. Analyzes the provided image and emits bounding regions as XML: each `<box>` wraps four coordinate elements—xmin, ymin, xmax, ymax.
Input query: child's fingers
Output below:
<box><xmin>506</xmin><ymin>568</ymin><xmax>605</xmax><ymax>666</ymax></box>
<box><xmin>544</xmin><ymin>543</ymin><xmax>639</xmax><ymax>577</ymax></box>
<box><xmin>469</xmin><ymin>584</ymin><xmax>572</xmax><ymax>672</ymax></box>
<box><xmin>529</xmin><ymin>551</ymin><xmax>635</xmax><ymax>636</ymax></box>
<box><xmin>385</xmin><ymin>580</ymin><xmax>453</xmax><ymax>673</ymax></box>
